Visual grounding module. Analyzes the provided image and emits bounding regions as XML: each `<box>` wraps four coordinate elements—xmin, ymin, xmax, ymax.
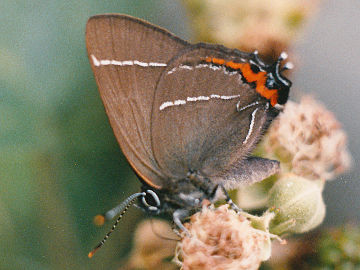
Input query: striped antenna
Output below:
<box><xmin>88</xmin><ymin>192</ymin><xmax>146</xmax><ymax>258</ymax></box>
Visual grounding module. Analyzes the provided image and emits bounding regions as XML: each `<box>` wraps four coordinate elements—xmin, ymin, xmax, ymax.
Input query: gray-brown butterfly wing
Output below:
<box><xmin>211</xmin><ymin>157</ymin><xmax>280</xmax><ymax>190</ymax></box>
<box><xmin>86</xmin><ymin>14</ymin><xmax>188</xmax><ymax>188</ymax></box>
<box><xmin>151</xmin><ymin>44</ymin><xmax>279</xmax><ymax>183</ymax></box>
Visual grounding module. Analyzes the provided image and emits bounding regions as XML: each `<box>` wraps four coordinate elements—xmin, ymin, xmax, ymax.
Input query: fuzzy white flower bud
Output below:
<box><xmin>267</xmin><ymin>174</ymin><xmax>325</xmax><ymax>235</ymax></box>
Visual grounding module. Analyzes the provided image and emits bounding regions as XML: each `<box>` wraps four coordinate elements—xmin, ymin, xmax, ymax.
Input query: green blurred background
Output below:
<box><xmin>1</xmin><ymin>0</ymin><xmax>359</xmax><ymax>269</ymax></box>
<box><xmin>0</xmin><ymin>1</ymin><xmax>189</xmax><ymax>269</ymax></box>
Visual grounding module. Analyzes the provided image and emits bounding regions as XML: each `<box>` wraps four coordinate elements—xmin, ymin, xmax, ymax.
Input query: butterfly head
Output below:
<box><xmin>249</xmin><ymin>51</ymin><xmax>292</xmax><ymax>108</ymax></box>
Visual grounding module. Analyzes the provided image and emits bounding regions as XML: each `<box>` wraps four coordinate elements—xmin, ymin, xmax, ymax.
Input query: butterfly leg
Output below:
<box><xmin>173</xmin><ymin>209</ymin><xmax>191</xmax><ymax>237</ymax></box>
<box><xmin>212</xmin><ymin>184</ymin><xmax>242</xmax><ymax>214</ymax></box>
<box><xmin>171</xmin><ymin>222</ymin><xmax>182</xmax><ymax>238</ymax></box>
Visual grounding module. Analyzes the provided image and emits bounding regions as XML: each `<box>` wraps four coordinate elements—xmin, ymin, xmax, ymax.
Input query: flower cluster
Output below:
<box><xmin>183</xmin><ymin>0</ymin><xmax>321</xmax><ymax>61</ymax></box>
<box><xmin>237</xmin><ymin>96</ymin><xmax>351</xmax><ymax>235</ymax></box>
<box><xmin>265</xmin><ymin>96</ymin><xmax>352</xmax><ymax>181</ymax></box>
<box><xmin>175</xmin><ymin>204</ymin><xmax>271</xmax><ymax>270</ymax></box>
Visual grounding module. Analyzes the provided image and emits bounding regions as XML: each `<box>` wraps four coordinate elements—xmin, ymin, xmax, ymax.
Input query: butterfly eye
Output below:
<box><xmin>142</xmin><ymin>189</ymin><xmax>161</xmax><ymax>211</ymax></box>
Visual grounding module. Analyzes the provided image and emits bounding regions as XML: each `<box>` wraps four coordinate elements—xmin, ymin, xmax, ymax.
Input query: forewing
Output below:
<box><xmin>151</xmin><ymin>44</ymin><xmax>278</xmax><ymax>179</ymax></box>
<box><xmin>86</xmin><ymin>14</ymin><xmax>188</xmax><ymax>188</ymax></box>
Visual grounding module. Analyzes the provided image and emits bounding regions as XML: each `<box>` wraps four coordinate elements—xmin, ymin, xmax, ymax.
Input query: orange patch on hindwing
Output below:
<box><xmin>205</xmin><ymin>57</ymin><xmax>279</xmax><ymax>106</ymax></box>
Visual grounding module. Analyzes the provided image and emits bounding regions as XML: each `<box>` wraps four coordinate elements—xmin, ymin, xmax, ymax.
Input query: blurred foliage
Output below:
<box><xmin>263</xmin><ymin>224</ymin><xmax>360</xmax><ymax>270</ymax></box>
<box><xmin>297</xmin><ymin>224</ymin><xmax>360</xmax><ymax>269</ymax></box>
<box><xmin>0</xmin><ymin>1</ymin><xmax>187</xmax><ymax>269</ymax></box>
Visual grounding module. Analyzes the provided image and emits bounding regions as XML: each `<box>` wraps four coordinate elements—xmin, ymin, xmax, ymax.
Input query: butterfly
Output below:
<box><xmin>86</xmin><ymin>14</ymin><xmax>292</xmax><ymax>257</ymax></box>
